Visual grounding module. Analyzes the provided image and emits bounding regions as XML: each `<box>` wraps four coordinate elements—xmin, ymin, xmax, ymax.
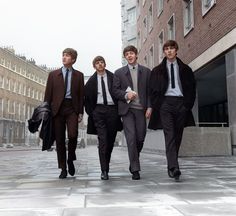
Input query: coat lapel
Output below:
<box><xmin>124</xmin><ymin>65</ymin><xmax>133</xmax><ymax>90</ymax></box>
<box><xmin>71</xmin><ymin>68</ymin><xmax>79</xmax><ymax>95</ymax></box>
<box><xmin>56</xmin><ymin>68</ymin><xmax>65</xmax><ymax>91</ymax></box>
<box><xmin>137</xmin><ymin>64</ymin><xmax>142</xmax><ymax>94</ymax></box>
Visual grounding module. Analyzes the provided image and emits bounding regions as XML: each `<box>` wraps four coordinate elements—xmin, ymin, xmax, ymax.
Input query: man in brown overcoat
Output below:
<box><xmin>44</xmin><ymin>48</ymin><xmax>84</xmax><ymax>179</ymax></box>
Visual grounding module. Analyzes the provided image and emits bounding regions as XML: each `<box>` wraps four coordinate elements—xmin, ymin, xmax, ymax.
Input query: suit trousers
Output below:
<box><xmin>159</xmin><ymin>96</ymin><xmax>187</xmax><ymax>170</ymax></box>
<box><xmin>53</xmin><ymin>99</ymin><xmax>78</xmax><ymax>170</ymax></box>
<box><xmin>122</xmin><ymin>108</ymin><xmax>146</xmax><ymax>173</ymax></box>
<box><xmin>92</xmin><ymin>105</ymin><xmax>119</xmax><ymax>172</ymax></box>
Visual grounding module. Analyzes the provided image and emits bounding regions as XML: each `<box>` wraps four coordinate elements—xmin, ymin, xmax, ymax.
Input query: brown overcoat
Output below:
<box><xmin>44</xmin><ymin>68</ymin><xmax>84</xmax><ymax>116</ymax></box>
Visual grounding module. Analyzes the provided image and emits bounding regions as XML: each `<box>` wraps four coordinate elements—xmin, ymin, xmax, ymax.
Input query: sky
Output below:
<box><xmin>0</xmin><ymin>0</ymin><xmax>122</xmax><ymax>76</ymax></box>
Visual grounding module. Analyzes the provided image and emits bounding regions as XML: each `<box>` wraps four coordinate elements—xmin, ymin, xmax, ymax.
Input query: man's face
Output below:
<box><xmin>124</xmin><ymin>51</ymin><xmax>138</xmax><ymax>65</ymax></box>
<box><xmin>94</xmin><ymin>60</ymin><xmax>106</xmax><ymax>73</ymax></box>
<box><xmin>163</xmin><ymin>46</ymin><xmax>177</xmax><ymax>61</ymax></box>
<box><xmin>62</xmin><ymin>53</ymin><xmax>75</xmax><ymax>66</ymax></box>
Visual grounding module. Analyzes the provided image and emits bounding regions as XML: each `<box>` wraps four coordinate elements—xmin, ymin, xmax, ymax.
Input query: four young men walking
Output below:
<box><xmin>43</xmin><ymin>40</ymin><xmax>196</xmax><ymax>181</ymax></box>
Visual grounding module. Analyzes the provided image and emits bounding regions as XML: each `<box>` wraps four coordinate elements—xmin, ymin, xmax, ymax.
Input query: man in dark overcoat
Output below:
<box><xmin>148</xmin><ymin>40</ymin><xmax>196</xmax><ymax>181</ymax></box>
<box><xmin>85</xmin><ymin>56</ymin><xmax>122</xmax><ymax>180</ymax></box>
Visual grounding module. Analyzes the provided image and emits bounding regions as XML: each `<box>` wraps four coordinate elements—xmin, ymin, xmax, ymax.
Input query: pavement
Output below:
<box><xmin>1</xmin><ymin>145</ymin><xmax>236</xmax><ymax>216</ymax></box>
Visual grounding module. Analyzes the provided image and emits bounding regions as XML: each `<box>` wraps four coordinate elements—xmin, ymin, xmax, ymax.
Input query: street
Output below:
<box><xmin>0</xmin><ymin>145</ymin><xmax>236</xmax><ymax>216</ymax></box>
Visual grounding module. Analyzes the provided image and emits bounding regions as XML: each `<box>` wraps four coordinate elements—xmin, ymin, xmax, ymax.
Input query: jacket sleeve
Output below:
<box><xmin>149</xmin><ymin>68</ymin><xmax>160</xmax><ymax>108</ymax></box>
<box><xmin>84</xmin><ymin>81</ymin><xmax>93</xmax><ymax>116</ymax></box>
<box><xmin>112</xmin><ymin>72</ymin><xmax>126</xmax><ymax>102</ymax></box>
<box><xmin>146</xmin><ymin>68</ymin><xmax>152</xmax><ymax>108</ymax></box>
<box><xmin>79</xmin><ymin>73</ymin><xmax>84</xmax><ymax>115</ymax></box>
<box><xmin>44</xmin><ymin>72</ymin><xmax>53</xmax><ymax>104</ymax></box>
<box><xmin>186</xmin><ymin>67</ymin><xmax>196</xmax><ymax>110</ymax></box>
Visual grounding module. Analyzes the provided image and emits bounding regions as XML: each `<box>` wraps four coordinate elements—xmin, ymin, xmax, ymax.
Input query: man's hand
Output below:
<box><xmin>78</xmin><ymin>114</ymin><xmax>83</xmax><ymax>123</ymax></box>
<box><xmin>126</xmin><ymin>91</ymin><xmax>137</xmax><ymax>101</ymax></box>
<box><xmin>145</xmin><ymin>108</ymin><xmax>152</xmax><ymax>119</ymax></box>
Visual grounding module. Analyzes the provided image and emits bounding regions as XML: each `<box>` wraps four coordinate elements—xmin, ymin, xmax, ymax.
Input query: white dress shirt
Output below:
<box><xmin>165</xmin><ymin>60</ymin><xmax>183</xmax><ymax>97</ymax></box>
<box><xmin>97</xmin><ymin>72</ymin><xmax>114</xmax><ymax>105</ymax></box>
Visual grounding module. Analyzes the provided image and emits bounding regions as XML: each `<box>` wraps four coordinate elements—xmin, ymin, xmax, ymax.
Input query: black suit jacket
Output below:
<box><xmin>148</xmin><ymin>57</ymin><xmax>196</xmax><ymax>130</ymax></box>
<box><xmin>113</xmin><ymin>64</ymin><xmax>151</xmax><ymax>116</ymax></box>
<box><xmin>84</xmin><ymin>70</ymin><xmax>122</xmax><ymax>135</ymax></box>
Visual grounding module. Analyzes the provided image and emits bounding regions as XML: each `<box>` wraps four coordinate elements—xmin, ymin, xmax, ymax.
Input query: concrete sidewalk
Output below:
<box><xmin>0</xmin><ymin>145</ymin><xmax>236</xmax><ymax>216</ymax></box>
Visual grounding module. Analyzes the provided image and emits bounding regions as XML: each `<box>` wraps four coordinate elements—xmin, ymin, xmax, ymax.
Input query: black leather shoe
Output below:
<box><xmin>132</xmin><ymin>171</ymin><xmax>140</xmax><ymax>180</ymax></box>
<box><xmin>67</xmin><ymin>160</ymin><xmax>75</xmax><ymax>176</ymax></box>
<box><xmin>173</xmin><ymin>168</ymin><xmax>181</xmax><ymax>181</ymax></box>
<box><xmin>101</xmin><ymin>171</ymin><xmax>109</xmax><ymax>180</ymax></box>
<box><xmin>168</xmin><ymin>168</ymin><xmax>181</xmax><ymax>180</ymax></box>
<box><xmin>59</xmin><ymin>169</ymin><xmax>67</xmax><ymax>179</ymax></box>
<box><xmin>168</xmin><ymin>169</ymin><xmax>174</xmax><ymax>178</ymax></box>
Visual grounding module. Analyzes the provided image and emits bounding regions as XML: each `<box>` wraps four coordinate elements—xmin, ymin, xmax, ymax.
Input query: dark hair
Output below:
<box><xmin>123</xmin><ymin>45</ymin><xmax>138</xmax><ymax>56</ymax></box>
<box><xmin>62</xmin><ymin>48</ymin><xmax>78</xmax><ymax>63</ymax></box>
<box><xmin>163</xmin><ymin>40</ymin><xmax>179</xmax><ymax>51</ymax></box>
<box><xmin>92</xmin><ymin>56</ymin><xmax>106</xmax><ymax>67</ymax></box>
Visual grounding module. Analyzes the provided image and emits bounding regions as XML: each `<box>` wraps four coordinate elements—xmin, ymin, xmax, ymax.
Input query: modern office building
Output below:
<box><xmin>135</xmin><ymin>0</ymin><xmax>236</xmax><ymax>155</ymax></box>
<box><xmin>121</xmin><ymin>0</ymin><xmax>138</xmax><ymax>65</ymax></box>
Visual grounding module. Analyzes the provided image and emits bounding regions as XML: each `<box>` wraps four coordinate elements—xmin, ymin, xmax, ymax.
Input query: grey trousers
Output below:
<box><xmin>122</xmin><ymin>108</ymin><xmax>146</xmax><ymax>173</ymax></box>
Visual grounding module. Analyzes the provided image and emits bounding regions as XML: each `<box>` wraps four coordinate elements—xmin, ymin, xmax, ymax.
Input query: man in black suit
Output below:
<box><xmin>148</xmin><ymin>40</ymin><xmax>196</xmax><ymax>181</ymax></box>
<box><xmin>113</xmin><ymin>45</ymin><xmax>152</xmax><ymax>180</ymax></box>
<box><xmin>85</xmin><ymin>56</ymin><xmax>122</xmax><ymax>180</ymax></box>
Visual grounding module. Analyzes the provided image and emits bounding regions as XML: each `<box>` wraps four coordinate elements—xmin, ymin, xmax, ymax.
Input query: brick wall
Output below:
<box><xmin>137</xmin><ymin>0</ymin><xmax>236</xmax><ymax>67</ymax></box>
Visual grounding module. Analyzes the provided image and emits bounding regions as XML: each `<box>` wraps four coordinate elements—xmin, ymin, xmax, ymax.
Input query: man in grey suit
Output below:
<box><xmin>113</xmin><ymin>45</ymin><xmax>152</xmax><ymax>180</ymax></box>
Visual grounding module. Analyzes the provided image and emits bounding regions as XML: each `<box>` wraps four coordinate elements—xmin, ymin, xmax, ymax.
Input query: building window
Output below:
<box><xmin>143</xmin><ymin>16</ymin><xmax>148</xmax><ymax>43</ymax></box>
<box><xmin>128</xmin><ymin>7</ymin><xmax>136</xmax><ymax>25</ymax></box>
<box><xmin>27</xmin><ymin>106</ymin><xmax>31</xmax><ymax>120</ymax></box>
<box><xmin>128</xmin><ymin>38</ymin><xmax>137</xmax><ymax>47</ymax></box>
<box><xmin>144</xmin><ymin>56</ymin><xmax>148</xmax><ymax>67</ymax></box>
<box><xmin>137</xmin><ymin>30</ymin><xmax>141</xmax><ymax>52</ymax></box>
<box><xmin>0</xmin><ymin>98</ymin><xmax>3</xmax><ymax>117</ymax></box>
<box><xmin>23</xmin><ymin>85</ymin><xmax>26</xmax><ymax>96</ymax></box>
<box><xmin>8</xmin><ymin>100</ymin><xmax>15</xmax><ymax>114</ymax></box>
<box><xmin>5</xmin><ymin>78</ymin><xmax>9</xmax><ymax>90</ymax></box>
<box><xmin>137</xmin><ymin>0</ymin><xmax>140</xmax><ymax>18</ymax></box>
<box><xmin>149</xmin><ymin>45</ymin><xmax>154</xmax><ymax>69</ymax></box>
<box><xmin>158</xmin><ymin>30</ymin><xmax>164</xmax><ymax>63</ymax></box>
<box><xmin>40</xmin><ymin>92</ymin><xmax>43</xmax><ymax>101</ymax></box>
<box><xmin>32</xmin><ymin>89</ymin><xmax>35</xmax><ymax>99</ymax></box>
<box><xmin>36</xmin><ymin>91</ymin><xmax>39</xmax><ymax>100</ymax></box>
<box><xmin>23</xmin><ymin>104</ymin><xmax>26</xmax><ymax>120</ymax></box>
<box><xmin>183</xmin><ymin>0</ymin><xmax>194</xmax><ymax>36</ymax></box>
<box><xmin>157</xmin><ymin>0</ymin><xmax>164</xmax><ymax>17</ymax></box>
<box><xmin>142</xmin><ymin>0</ymin><xmax>146</xmax><ymax>6</ymax></box>
<box><xmin>0</xmin><ymin>58</ymin><xmax>5</xmax><ymax>65</ymax></box>
<box><xmin>0</xmin><ymin>76</ymin><xmax>3</xmax><ymax>88</ymax></box>
<box><xmin>13</xmin><ymin>81</ymin><xmax>17</xmax><ymax>93</ymax></box>
<box><xmin>27</xmin><ymin>87</ymin><xmax>31</xmax><ymax>97</ymax></box>
<box><xmin>168</xmin><ymin>15</ymin><xmax>175</xmax><ymax>40</ymax></box>
<box><xmin>148</xmin><ymin>4</ymin><xmax>153</xmax><ymax>32</ymax></box>
<box><xmin>19</xmin><ymin>83</ymin><xmax>22</xmax><ymax>94</ymax></box>
<box><xmin>202</xmin><ymin>0</ymin><xmax>216</xmax><ymax>16</ymax></box>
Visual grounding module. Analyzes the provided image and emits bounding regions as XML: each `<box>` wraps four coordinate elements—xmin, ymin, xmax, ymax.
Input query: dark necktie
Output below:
<box><xmin>64</xmin><ymin>68</ymin><xmax>69</xmax><ymax>96</ymax></box>
<box><xmin>171</xmin><ymin>63</ymin><xmax>175</xmax><ymax>89</ymax></box>
<box><xmin>101</xmin><ymin>76</ymin><xmax>108</xmax><ymax>105</ymax></box>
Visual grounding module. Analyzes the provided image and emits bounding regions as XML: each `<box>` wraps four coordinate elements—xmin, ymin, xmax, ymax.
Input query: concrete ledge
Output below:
<box><xmin>180</xmin><ymin>127</ymin><xmax>232</xmax><ymax>156</ymax></box>
<box><xmin>143</xmin><ymin>127</ymin><xmax>231</xmax><ymax>157</ymax></box>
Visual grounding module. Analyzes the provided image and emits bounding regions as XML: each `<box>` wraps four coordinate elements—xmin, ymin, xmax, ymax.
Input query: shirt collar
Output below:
<box><xmin>128</xmin><ymin>64</ymin><xmax>138</xmax><ymax>70</ymax></box>
<box><xmin>167</xmin><ymin>59</ymin><xmax>177</xmax><ymax>67</ymax></box>
<box><xmin>62</xmin><ymin>66</ymin><xmax>72</xmax><ymax>72</ymax></box>
<box><xmin>97</xmin><ymin>71</ymin><xmax>107</xmax><ymax>78</ymax></box>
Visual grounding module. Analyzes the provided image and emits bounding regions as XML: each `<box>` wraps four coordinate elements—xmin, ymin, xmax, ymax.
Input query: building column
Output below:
<box><xmin>225</xmin><ymin>47</ymin><xmax>236</xmax><ymax>154</ymax></box>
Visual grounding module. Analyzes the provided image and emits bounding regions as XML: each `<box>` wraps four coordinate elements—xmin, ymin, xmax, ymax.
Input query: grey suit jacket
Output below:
<box><xmin>113</xmin><ymin>64</ymin><xmax>151</xmax><ymax>116</ymax></box>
